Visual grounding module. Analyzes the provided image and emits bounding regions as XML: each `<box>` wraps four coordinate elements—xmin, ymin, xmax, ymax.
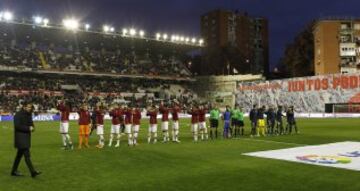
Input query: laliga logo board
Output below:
<box><xmin>296</xmin><ymin>155</ymin><xmax>351</xmax><ymax>164</ymax></box>
<box><xmin>339</xmin><ymin>151</ymin><xmax>360</xmax><ymax>157</ymax></box>
<box><xmin>244</xmin><ymin>142</ymin><xmax>360</xmax><ymax>171</ymax></box>
<box><xmin>296</xmin><ymin>151</ymin><xmax>360</xmax><ymax>164</ymax></box>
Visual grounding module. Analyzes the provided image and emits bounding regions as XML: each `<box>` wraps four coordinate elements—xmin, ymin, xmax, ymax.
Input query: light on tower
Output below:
<box><xmin>110</xmin><ymin>27</ymin><xmax>115</xmax><ymax>32</ymax></box>
<box><xmin>62</xmin><ymin>18</ymin><xmax>79</xmax><ymax>30</ymax></box>
<box><xmin>43</xmin><ymin>18</ymin><xmax>49</xmax><ymax>26</ymax></box>
<box><xmin>185</xmin><ymin>37</ymin><xmax>190</xmax><ymax>43</ymax></box>
<box><xmin>33</xmin><ymin>16</ymin><xmax>43</xmax><ymax>24</ymax></box>
<box><xmin>191</xmin><ymin>38</ymin><xmax>196</xmax><ymax>43</ymax></box>
<box><xmin>84</xmin><ymin>23</ymin><xmax>90</xmax><ymax>31</ymax></box>
<box><xmin>1</xmin><ymin>11</ymin><xmax>13</xmax><ymax>21</ymax></box>
<box><xmin>163</xmin><ymin>34</ymin><xmax>168</xmax><ymax>40</ymax></box>
<box><xmin>139</xmin><ymin>30</ymin><xmax>145</xmax><ymax>37</ymax></box>
<box><xmin>199</xmin><ymin>39</ymin><xmax>204</xmax><ymax>45</ymax></box>
<box><xmin>103</xmin><ymin>25</ymin><xmax>110</xmax><ymax>32</ymax></box>
<box><xmin>129</xmin><ymin>28</ymin><xmax>136</xmax><ymax>36</ymax></box>
<box><xmin>156</xmin><ymin>33</ymin><xmax>161</xmax><ymax>40</ymax></box>
<box><xmin>122</xmin><ymin>28</ymin><xmax>128</xmax><ymax>36</ymax></box>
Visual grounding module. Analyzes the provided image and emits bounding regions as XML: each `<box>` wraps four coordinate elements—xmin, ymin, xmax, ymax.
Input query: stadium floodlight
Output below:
<box><xmin>139</xmin><ymin>30</ymin><xmax>145</xmax><ymax>37</ymax></box>
<box><xmin>180</xmin><ymin>36</ymin><xmax>185</xmax><ymax>42</ymax></box>
<box><xmin>163</xmin><ymin>34</ymin><xmax>168</xmax><ymax>40</ymax></box>
<box><xmin>110</xmin><ymin>27</ymin><xmax>115</xmax><ymax>32</ymax></box>
<box><xmin>43</xmin><ymin>18</ymin><xmax>49</xmax><ymax>26</ymax></box>
<box><xmin>84</xmin><ymin>23</ymin><xmax>90</xmax><ymax>31</ymax></box>
<box><xmin>156</xmin><ymin>33</ymin><xmax>161</xmax><ymax>40</ymax></box>
<box><xmin>199</xmin><ymin>39</ymin><xmax>204</xmax><ymax>46</ymax></box>
<box><xmin>103</xmin><ymin>25</ymin><xmax>110</xmax><ymax>32</ymax></box>
<box><xmin>185</xmin><ymin>37</ymin><xmax>190</xmax><ymax>43</ymax></box>
<box><xmin>122</xmin><ymin>28</ymin><xmax>128</xmax><ymax>36</ymax></box>
<box><xmin>171</xmin><ymin>35</ymin><xmax>176</xmax><ymax>41</ymax></box>
<box><xmin>191</xmin><ymin>38</ymin><xmax>196</xmax><ymax>43</ymax></box>
<box><xmin>62</xmin><ymin>18</ymin><xmax>79</xmax><ymax>30</ymax></box>
<box><xmin>129</xmin><ymin>28</ymin><xmax>136</xmax><ymax>36</ymax></box>
<box><xmin>174</xmin><ymin>35</ymin><xmax>180</xmax><ymax>41</ymax></box>
<box><xmin>33</xmin><ymin>16</ymin><xmax>43</xmax><ymax>24</ymax></box>
<box><xmin>1</xmin><ymin>11</ymin><xmax>13</xmax><ymax>21</ymax></box>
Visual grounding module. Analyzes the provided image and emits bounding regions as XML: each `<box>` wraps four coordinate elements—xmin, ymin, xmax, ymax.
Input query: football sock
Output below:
<box><xmin>194</xmin><ymin>131</ymin><xmax>198</xmax><ymax>142</ymax></box>
<box><xmin>109</xmin><ymin>134</ymin><xmax>113</xmax><ymax>146</ymax></box>
<box><xmin>78</xmin><ymin>136</ymin><xmax>83</xmax><ymax>147</ymax></box>
<box><xmin>85</xmin><ymin>135</ymin><xmax>89</xmax><ymax>146</ymax></box>
<box><xmin>116</xmin><ymin>134</ymin><xmax>121</xmax><ymax>145</ymax></box>
<box><xmin>65</xmin><ymin>134</ymin><xmax>72</xmax><ymax>144</ymax></box>
<box><xmin>154</xmin><ymin>132</ymin><xmax>158</xmax><ymax>143</ymax></box>
<box><xmin>134</xmin><ymin>132</ymin><xmax>138</xmax><ymax>144</ymax></box>
<box><xmin>61</xmin><ymin>134</ymin><xmax>67</xmax><ymax>146</ymax></box>
<box><xmin>172</xmin><ymin>129</ymin><xmax>175</xmax><ymax>141</ymax></box>
<box><xmin>148</xmin><ymin>132</ymin><xmax>151</xmax><ymax>143</ymax></box>
<box><xmin>166</xmin><ymin>131</ymin><xmax>169</xmax><ymax>141</ymax></box>
<box><xmin>204</xmin><ymin>128</ymin><xmax>208</xmax><ymax>139</ymax></box>
<box><xmin>128</xmin><ymin>134</ymin><xmax>133</xmax><ymax>145</ymax></box>
<box><xmin>175</xmin><ymin>129</ymin><xmax>179</xmax><ymax>141</ymax></box>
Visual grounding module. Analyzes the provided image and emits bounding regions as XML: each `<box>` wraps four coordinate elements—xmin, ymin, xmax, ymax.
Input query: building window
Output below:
<box><xmin>354</xmin><ymin>24</ymin><xmax>360</xmax><ymax>30</ymax></box>
<box><xmin>341</xmin><ymin>22</ymin><xmax>351</xmax><ymax>30</ymax></box>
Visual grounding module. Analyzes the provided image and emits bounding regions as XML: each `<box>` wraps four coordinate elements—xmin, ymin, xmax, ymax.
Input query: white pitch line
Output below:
<box><xmin>241</xmin><ymin>138</ymin><xmax>307</xmax><ymax>146</ymax></box>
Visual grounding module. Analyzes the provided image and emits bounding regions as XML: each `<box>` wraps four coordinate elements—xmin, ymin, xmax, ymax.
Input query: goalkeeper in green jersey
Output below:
<box><xmin>209</xmin><ymin>105</ymin><xmax>220</xmax><ymax>139</ymax></box>
<box><xmin>232</xmin><ymin>105</ymin><xmax>245</xmax><ymax>138</ymax></box>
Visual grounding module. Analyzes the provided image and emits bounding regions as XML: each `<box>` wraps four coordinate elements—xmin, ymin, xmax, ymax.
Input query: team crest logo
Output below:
<box><xmin>339</xmin><ymin>151</ymin><xmax>360</xmax><ymax>157</ymax></box>
<box><xmin>296</xmin><ymin>155</ymin><xmax>351</xmax><ymax>164</ymax></box>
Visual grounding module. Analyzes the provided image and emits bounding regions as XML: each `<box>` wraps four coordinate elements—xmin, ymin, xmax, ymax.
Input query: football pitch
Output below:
<box><xmin>1</xmin><ymin>118</ymin><xmax>360</xmax><ymax>191</ymax></box>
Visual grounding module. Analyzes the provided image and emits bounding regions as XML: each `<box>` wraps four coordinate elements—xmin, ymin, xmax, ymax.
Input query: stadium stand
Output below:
<box><xmin>0</xmin><ymin>73</ymin><xmax>197</xmax><ymax>113</ymax></box>
<box><xmin>0</xmin><ymin>23</ymin><xmax>195</xmax><ymax>77</ymax></box>
<box><xmin>0</xmin><ymin>22</ymin><xmax>199</xmax><ymax>113</ymax></box>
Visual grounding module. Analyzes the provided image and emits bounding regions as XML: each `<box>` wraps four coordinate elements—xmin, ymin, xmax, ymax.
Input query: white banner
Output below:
<box><xmin>244</xmin><ymin>141</ymin><xmax>360</xmax><ymax>171</ymax></box>
<box><xmin>236</xmin><ymin>73</ymin><xmax>360</xmax><ymax>112</ymax></box>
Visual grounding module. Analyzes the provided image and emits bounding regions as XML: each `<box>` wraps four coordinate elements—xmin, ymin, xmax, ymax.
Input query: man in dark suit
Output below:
<box><xmin>11</xmin><ymin>102</ymin><xmax>41</xmax><ymax>178</ymax></box>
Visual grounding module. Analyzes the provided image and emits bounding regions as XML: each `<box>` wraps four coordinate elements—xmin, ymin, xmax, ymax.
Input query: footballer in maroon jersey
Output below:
<box><xmin>159</xmin><ymin>101</ymin><xmax>170</xmax><ymax>143</ymax></box>
<box><xmin>146</xmin><ymin>105</ymin><xmax>158</xmax><ymax>144</ymax></box>
<box><xmin>132</xmin><ymin>105</ymin><xmax>142</xmax><ymax>145</ymax></box>
<box><xmin>94</xmin><ymin>104</ymin><xmax>105</xmax><ymax>148</ymax></box>
<box><xmin>123</xmin><ymin>105</ymin><xmax>134</xmax><ymax>146</ymax></box>
<box><xmin>198</xmin><ymin>105</ymin><xmax>209</xmax><ymax>141</ymax></box>
<box><xmin>57</xmin><ymin>100</ymin><xmax>73</xmax><ymax>149</ymax></box>
<box><xmin>187</xmin><ymin>105</ymin><xmax>200</xmax><ymax>142</ymax></box>
<box><xmin>170</xmin><ymin>101</ymin><xmax>181</xmax><ymax>142</ymax></box>
<box><xmin>108</xmin><ymin>104</ymin><xmax>122</xmax><ymax>147</ymax></box>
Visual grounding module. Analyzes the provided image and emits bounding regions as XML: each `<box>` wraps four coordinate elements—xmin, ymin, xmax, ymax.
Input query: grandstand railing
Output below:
<box><xmin>0</xmin><ymin>65</ymin><xmax>196</xmax><ymax>81</ymax></box>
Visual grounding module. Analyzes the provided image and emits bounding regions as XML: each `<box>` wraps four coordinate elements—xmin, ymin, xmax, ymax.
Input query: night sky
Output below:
<box><xmin>1</xmin><ymin>0</ymin><xmax>360</xmax><ymax>70</ymax></box>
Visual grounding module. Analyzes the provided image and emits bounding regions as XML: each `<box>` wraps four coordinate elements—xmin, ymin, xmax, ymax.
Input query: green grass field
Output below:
<box><xmin>1</xmin><ymin>118</ymin><xmax>360</xmax><ymax>191</ymax></box>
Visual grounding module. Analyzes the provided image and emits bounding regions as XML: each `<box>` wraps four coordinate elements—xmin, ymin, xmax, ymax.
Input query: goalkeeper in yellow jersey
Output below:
<box><xmin>257</xmin><ymin>106</ymin><xmax>266</xmax><ymax>137</ymax></box>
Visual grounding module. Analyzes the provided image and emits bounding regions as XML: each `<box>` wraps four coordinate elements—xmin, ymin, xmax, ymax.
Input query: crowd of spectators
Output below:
<box><xmin>0</xmin><ymin>23</ymin><xmax>199</xmax><ymax>114</ymax></box>
<box><xmin>0</xmin><ymin>23</ymin><xmax>194</xmax><ymax>77</ymax></box>
<box><xmin>0</xmin><ymin>75</ymin><xmax>197</xmax><ymax>114</ymax></box>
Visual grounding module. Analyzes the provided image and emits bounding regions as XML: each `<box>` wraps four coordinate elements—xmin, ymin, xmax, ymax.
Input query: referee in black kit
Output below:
<box><xmin>11</xmin><ymin>102</ymin><xmax>41</xmax><ymax>178</ymax></box>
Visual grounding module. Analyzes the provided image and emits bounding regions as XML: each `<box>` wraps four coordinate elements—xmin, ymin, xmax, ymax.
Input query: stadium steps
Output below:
<box><xmin>38</xmin><ymin>52</ymin><xmax>50</xmax><ymax>69</ymax></box>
